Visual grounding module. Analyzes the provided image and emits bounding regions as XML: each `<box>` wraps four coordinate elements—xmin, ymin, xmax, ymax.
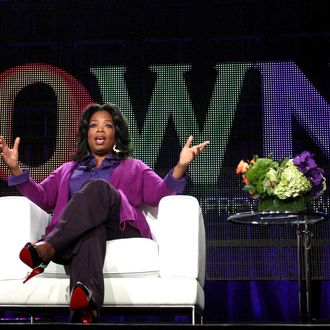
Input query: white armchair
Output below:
<box><xmin>0</xmin><ymin>195</ymin><xmax>206</xmax><ymax>324</ymax></box>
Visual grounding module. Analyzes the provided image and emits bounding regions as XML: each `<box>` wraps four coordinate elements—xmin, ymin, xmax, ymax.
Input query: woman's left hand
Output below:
<box><xmin>179</xmin><ymin>135</ymin><xmax>210</xmax><ymax>167</ymax></box>
<box><xmin>172</xmin><ymin>135</ymin><xmax>210</xmax><ymax>179</ymax></box>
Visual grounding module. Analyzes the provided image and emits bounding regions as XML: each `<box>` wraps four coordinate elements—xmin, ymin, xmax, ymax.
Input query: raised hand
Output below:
<box><xmin>179</xmin><ymin>135</ymin><xmax>210</xmax><ymax>167</ymax></box>
<box><xmin>172</xmin><ymin>135</ymin><xmax>210</xmax><ymax>179</ymax></box>
<box><xmin>0</xmin><ymin>136</ymin><xmax>22</xmax><ymax>175</ymax></box>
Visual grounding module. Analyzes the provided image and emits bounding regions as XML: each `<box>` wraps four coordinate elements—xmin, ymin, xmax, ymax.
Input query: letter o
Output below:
<box><xmin>0</xmin><ymin>63</ymin><xmax>93</xmax><ymax>181</ymax></box>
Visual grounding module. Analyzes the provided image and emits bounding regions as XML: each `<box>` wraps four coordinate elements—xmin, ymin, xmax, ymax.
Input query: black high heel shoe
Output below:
<box><xmin>19</xmin><ymin>242</ymin><xmax>49</xmax><ymax>283</ymax></box>
<box><xmin>70</xmin><ymin>282</ymin><xmax>98</xmax><ymax>323</ymax></box>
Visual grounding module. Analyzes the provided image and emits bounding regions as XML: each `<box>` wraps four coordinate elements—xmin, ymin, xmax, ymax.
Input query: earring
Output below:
<box><xmin>113</xmin><ymin>143</ymin><xmax>121</xmax><ymax>153</ymax></box>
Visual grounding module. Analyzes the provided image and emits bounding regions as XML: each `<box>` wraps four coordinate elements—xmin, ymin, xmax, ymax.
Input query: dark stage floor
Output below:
<box><xmin>2</xmin><ymin>307</ymin><xmax>330</xmax><ymax>328</ymax></box>
<box><xmin>1</xmin><ymin>322</ymin><xmax>330</xmax><ymax>329</ymax></box>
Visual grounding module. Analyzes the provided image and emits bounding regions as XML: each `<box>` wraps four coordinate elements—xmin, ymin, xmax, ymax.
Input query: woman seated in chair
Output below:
<box><xmin>0</xmin><ymin>102</ymin><xmax>209</xmax><ymax>323</ymax></box>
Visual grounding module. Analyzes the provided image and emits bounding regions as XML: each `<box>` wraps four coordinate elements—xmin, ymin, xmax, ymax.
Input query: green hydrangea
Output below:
<box><xmin>262</xmin><ymin>168</ymin><xmax>278</xmax><ymax>195</ymax></box>
<box><xmin>274</xmin><ymin>160</ymin><xmax>312</xmax><ymax>200</ymax></box>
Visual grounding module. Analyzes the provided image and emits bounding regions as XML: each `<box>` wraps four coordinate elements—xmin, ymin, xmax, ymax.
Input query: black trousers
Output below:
<box><xmin>44</xmin><ymin>179</ymin><xmax>141</xmax><ymax>307</ymax></box>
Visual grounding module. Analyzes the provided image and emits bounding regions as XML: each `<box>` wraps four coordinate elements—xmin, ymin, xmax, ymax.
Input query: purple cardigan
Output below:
<box><xmin>11</xmin><ymin>159</ymin><xmax>187</xmax><ymax>239</ymax></box>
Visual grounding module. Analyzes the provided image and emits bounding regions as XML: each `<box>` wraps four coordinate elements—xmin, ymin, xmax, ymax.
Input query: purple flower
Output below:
<box><xmin>307</xmin><ymin>167</ymin><xmax>325</xmax><ymax>186</ymax></box>
<box><xmin>293</xmin><ymin>150</ymin><xmax>326</xmax><ymax>198</ymax></box>
<box><xmin>293</xmin><ymin>151</ymin><xmax>317</xmax><ymax>174</ymax></box>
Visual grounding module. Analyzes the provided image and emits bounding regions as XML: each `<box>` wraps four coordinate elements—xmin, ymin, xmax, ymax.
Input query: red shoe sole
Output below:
<box><xmin>19</xmin><ymin>246</ymin><xmax>34</xmax><ymax>268</ymax></box>
<box><xmin>70</xmin><ymin>286</ymin><xmax>90</xmax><ymax>310</ymax></box>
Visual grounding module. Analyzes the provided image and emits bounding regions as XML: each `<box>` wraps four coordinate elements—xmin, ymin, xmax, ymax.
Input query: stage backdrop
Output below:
<box><xmin>0</xmin><ymin>0</ymin><xmax>329</xmax><ymax>323</ymax></box>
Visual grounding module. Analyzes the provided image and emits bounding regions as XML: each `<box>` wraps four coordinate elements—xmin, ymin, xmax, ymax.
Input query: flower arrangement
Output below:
<box><xmin>236</xmin><ymin>151</ymin><xmax>327</xmax><ymax>212</ymax></box>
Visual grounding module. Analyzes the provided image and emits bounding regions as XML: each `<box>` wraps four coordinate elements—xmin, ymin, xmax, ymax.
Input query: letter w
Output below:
<box><xmin>90</xmin><ymin>63</ymin><xmax>252</xmax><ymax>184</ymax></box>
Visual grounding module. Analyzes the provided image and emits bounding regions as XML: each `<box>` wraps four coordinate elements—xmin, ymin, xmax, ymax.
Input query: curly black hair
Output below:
<box><xmin>71</xmin><ymin>103</ymin><xmax>133</xmax><ymax>162</ymax></box>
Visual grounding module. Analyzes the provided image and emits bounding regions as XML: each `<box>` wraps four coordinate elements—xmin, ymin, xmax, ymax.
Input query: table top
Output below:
<box><xmin>227</xmin><ymin>211</ymin><xmax>327</xmax><ymax>226</ymax></box>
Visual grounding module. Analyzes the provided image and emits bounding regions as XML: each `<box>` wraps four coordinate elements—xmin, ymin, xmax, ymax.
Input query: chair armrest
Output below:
<box><xmin>157</xmin><ymin>195</ymin><xmax>206</xmax><ymax>287</ymax></box>
<box><xmin>0</xmin><ymin>196</ymin><xmax>50</xmax><ymax>280</ymax></box>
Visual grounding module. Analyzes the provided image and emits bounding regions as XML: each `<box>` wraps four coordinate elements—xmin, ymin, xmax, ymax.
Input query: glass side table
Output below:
<box><xmin>227</xmin><ymin>211</ymin><xmax>327</xmax><ymax>323</ymax></box>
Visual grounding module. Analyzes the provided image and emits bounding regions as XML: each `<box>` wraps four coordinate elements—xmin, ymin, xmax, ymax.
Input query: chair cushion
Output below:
<box><xmin>44</xmin><ymin>237</ymin><xmax>160</xmax><ymax>278</ymax></box>
<box><xmin>104</xmin><ymin>237</ymin><xmax>160</xmax><ymax>277</ymax></box>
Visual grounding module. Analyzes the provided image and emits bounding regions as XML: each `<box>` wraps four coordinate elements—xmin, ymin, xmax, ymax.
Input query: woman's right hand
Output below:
<box><xmin>0</xmin><ymin>136</ymin><xmax>22</xmax><ymax>175</ymax></box>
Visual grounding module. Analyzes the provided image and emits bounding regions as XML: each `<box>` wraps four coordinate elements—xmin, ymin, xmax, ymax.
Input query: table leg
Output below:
<box><xmin>303</xmin><ymin>222</ymin><xmax>313</xmax><ymax>322</ymax></box>
<box><xmin>296</xmin><ymin>225</ymin><xmax>303</xmax><ymax>321</ymax></box>
<box><xmin>297</xmin><ymin>222</ymin><xmax>314</xmax><ymax>323</ymax></box>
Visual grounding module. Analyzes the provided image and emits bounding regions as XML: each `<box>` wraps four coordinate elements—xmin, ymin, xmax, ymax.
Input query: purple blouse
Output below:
<box><xmin>69</xmin><ymin>155</ymin><xmax>120</xmax><ymax>197</ymax></box>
